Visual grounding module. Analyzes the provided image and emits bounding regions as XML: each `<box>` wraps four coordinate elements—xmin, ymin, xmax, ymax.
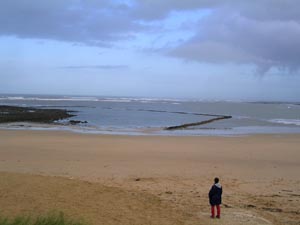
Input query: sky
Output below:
<box><xmin>0</xmin><ymin>0</ymin><xmax>300</xmax><ymax>101</ymax></box>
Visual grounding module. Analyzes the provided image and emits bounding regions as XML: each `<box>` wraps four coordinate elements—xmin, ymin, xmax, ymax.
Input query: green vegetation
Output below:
<box><xmin>0</xmin><ymin>213</ymin><xmax>88</xmax><ymax>225</ymax></box>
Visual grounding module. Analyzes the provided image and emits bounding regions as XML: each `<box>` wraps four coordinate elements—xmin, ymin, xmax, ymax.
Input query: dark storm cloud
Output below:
<box><xmin>0</xmin><ymin>0</ymin><xmax>139</xmax><ymax>46</ymax></box>
<box><xmin>130</xmin><ymin>0</ymin><xmax>219</xmax><ymax>20</ymax></box>
<box><xmin>132</xmin><ymin>0</ymin><xmax>300</xmax><ymax>21</ymax></box>
<box><xmin>157</xmin><ymin>0</ymin><xmax>300</xmax><ymax>73</ymax></box>
<box><xmin>170</xmin><ymin>14</ymin><xmax>300</xmax><ymax>72</ymax></box>
<box><xmin>130</xmin><ymin>0</ymin><xmax>300</xmax><ymax>73</ymax></box>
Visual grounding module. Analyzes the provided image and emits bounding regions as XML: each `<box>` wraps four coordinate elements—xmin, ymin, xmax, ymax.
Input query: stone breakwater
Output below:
<box><xmin>165</xmin><ymin>115</ymin><xmax>232</xmax><ymax>130</ymax></box>
<box><xmin>120</xmin><ymin>108</ymin><xmax>233</xmax><ymax>130</ymax></box>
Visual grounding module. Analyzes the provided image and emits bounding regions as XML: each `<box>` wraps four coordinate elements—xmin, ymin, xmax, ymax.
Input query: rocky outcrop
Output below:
<box><xmin>0</xmin><ymin>105</ymin><xmax>75</xmax><ymax>123</ymax></box>
<box><xmin>69</xmin><ymin>120</ymin><xmax>88</xmax><ymax>125</ymax></box>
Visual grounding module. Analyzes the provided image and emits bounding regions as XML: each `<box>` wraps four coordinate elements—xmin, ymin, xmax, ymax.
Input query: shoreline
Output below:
<box><xmin>0</xmin><ymin>124</ymin><xmax>299</xmax><ymax>136</ymax></box>
<box><xmin>1</xmin><ymin>121</ymin><xmax>300</xmax><ymax>137</ymax></box>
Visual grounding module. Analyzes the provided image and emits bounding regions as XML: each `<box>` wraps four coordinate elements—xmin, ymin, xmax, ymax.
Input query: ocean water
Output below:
<box><xmin>1</xmin><ymin>94</ymin><xmax>300</xmax><ymax>136</ymax></box>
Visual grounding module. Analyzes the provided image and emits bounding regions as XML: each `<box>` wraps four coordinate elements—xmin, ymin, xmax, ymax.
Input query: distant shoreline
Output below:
<box><xmin>1</xmin><ymin>93</ymin><xmax>300</xmax><ymax>104</ymax></box>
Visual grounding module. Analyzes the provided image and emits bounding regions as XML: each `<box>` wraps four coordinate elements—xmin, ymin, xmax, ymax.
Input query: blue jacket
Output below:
<box><xmin>209</xmin><ymin>183</ymin><xmax>222</xmax><ymax>205</ymax></box>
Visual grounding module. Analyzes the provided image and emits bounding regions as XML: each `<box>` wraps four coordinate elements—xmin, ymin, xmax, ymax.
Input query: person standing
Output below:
<box><xmin>209</xmin><ymin>177</ymin><xmax>222</xmax><ymax>218</ymax></box>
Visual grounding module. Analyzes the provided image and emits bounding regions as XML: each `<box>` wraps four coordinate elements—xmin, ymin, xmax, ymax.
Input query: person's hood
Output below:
<box><xmin>214</xmin><ymin>183</ymin><xmax>222</xmax><ymax>188</ymax></box>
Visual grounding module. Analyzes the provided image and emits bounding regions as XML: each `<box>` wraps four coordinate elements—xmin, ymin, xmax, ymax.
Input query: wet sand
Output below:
<box><xmin>0</xmin><ymin>130</ymin><xmax>299</xmax><ymax>224</ymax></box>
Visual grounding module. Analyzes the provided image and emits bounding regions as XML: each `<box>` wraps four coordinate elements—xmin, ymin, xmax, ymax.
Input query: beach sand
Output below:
<box><xmin>0</xmin><ymin>130</ymin><xmax>299</xmax><ymax>224</ymax></box>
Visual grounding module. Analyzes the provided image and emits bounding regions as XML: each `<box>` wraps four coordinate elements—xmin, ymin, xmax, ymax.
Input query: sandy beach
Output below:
<box><xmin>0</xmin><ymin>130</ymin><xmax>299</xmax><ymax>225</ymax></box>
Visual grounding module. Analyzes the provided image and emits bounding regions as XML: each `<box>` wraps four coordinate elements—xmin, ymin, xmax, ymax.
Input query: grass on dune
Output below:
<box><xmin>0</xmin><ymin>212</ymin><xmax>88</xmax><ymax>225</ymax></box>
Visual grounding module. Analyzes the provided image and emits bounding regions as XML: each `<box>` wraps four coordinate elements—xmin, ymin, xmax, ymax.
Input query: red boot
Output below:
<box><xmin>216</xmin><ymin>205</ymin><xmax>221</xmax><ymax>218</ymax></box>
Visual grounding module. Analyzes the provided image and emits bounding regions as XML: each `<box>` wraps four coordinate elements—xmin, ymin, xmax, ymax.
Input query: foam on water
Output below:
<box><xmin>269</xmin><ymin>119</ymin><xmax>300</xmax><ymax>126</ymax></box>
<box><xmin>0</xmin><ymin>96</ymin><xmax>99</xmax><ymax>102</ymax></box>
<box><xmin>0</xmin><ymin>95</ymin><xmax>184</xmax><ymax>104</ymax></box>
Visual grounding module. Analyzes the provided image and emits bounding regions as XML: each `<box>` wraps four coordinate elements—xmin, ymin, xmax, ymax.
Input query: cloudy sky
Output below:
<box><xmin>0</xmin><ymin>0</ymin><xmax>300</xmax><ymax>101</ymax></box>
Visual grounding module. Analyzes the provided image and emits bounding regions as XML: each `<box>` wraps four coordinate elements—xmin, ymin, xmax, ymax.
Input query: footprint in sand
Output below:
<box><xmin>199</xmin><ymin>211</ymin><xmax>272</xmax><ymax>225</ymax></box>
<box><xmin>232</xmin><ymin>212</ymin><xmax>272</xmax><ymax>224</ymax></box>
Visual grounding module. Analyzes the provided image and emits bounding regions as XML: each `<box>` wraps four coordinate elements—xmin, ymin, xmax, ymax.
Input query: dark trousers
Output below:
<box><xmin>211</xmin><ymin>205</ymin><xmax>220</xmax><ymax>217</ymax></box>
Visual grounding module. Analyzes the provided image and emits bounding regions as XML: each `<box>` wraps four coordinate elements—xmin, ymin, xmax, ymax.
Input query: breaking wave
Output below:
<box><xmin>269</xmin><ymin>119</ymin><xmax>300</xmax><ymax>126</ymax></box>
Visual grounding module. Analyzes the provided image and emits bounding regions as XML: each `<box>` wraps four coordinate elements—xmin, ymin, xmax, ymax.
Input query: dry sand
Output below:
<box><xmin>0</xmin><ymin>130</ymin><xmax>299</xmax><ymax>225</ymax></box>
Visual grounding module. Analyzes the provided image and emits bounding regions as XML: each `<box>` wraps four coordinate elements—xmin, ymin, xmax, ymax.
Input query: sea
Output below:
<box><xmin>1</xmin><ymin>94</ymin><xmax>300</xmax><ymax>136</ymax></box>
